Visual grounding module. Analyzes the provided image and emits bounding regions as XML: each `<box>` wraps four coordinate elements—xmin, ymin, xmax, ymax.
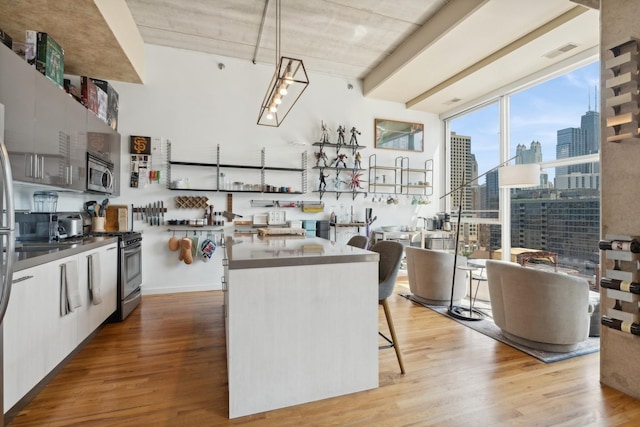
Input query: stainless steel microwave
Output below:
<box><xmin>86</xmin><ymin>152</ymin><xmax>114</xmax><ymax>194</ymax></box>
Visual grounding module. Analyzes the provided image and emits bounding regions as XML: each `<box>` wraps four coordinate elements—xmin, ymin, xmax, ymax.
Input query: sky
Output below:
<box><xmin>449</xmin><ymin>61</ymin><xmax>600</xmax><ymax>177</ymax></box>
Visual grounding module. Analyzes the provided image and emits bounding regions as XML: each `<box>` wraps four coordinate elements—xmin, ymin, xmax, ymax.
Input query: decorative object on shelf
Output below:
<box><xmin>257</xmin><ymin>0</ymin><xmax>309</xmax><ymax>127</ymax></box>
<box><xmin>604</xmin><ymin>37</ymin><xmax>640</xmax><ymax>142</ymax></box>
<box><xmin>337</xmin><ymin>125</ymin><xmax>346</xmax><ymax>145</ymax></box>
<box><xmin>349</xmin><ymin>126</ymin><xmax>361</xmax><ymax>145</ymax></box>
<box><xmin>319</xmin><ymin>170</ymin><xmax>328</xmax><ymax>191</ymax></box>
<box><xmin>441</xmin><ymin>155</ymin><xmax>540</xmax><ymax>321</ymax></box>
<box><xmin>314</xmin><ymin>150</ymin><xmax>329</xmax><ymax>167</ymax></box>
<box><xmin>348</xmin><ymin>171</ymin><xmax>364</xmax><ymax>190</ymax></box>
<box><xmin>332</xmin><ymin>153</ymin><xmax>348</xmax><ymax>168</ymax></box>
<box><xmin>374</xmin><ymin>118</ymin><xmax>424</xmax><ymax>152</ymax></box>
<box><xmin>354</xmin><ymin>151</ymin><xmax>362</xmax><ymax>169</ymax></box>
<box><xmin>321</xmin><ymin>120</ymin><xmax>330</xmax><ymax>143</ymax></box>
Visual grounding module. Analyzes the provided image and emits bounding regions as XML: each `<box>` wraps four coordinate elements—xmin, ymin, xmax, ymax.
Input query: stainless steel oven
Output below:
<box><xmin>89</xmin><ymin>230</ymin><xmax>142</xmax><ymax>321</ymax></box>
<box><xmin>119</xmin><ymin>233</ymin><xmax>142</xmax><ymax>320</ymax></box>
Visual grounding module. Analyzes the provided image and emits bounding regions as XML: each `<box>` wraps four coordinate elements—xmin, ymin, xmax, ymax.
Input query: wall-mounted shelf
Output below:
<box><xmin>166</xmin><ymin>142</ymin><xmax>307</xmax><ymax>193</ymax></box>
<box><xmin>400</xmin><ymin>157</ymin><xmax>433</xmax><ymax>196</ymax></box>
<box><xmin>167</xmin><ymin>226</ymin><xmax>224</xmax><ymax>232</ymax></box>
<box><xmin>312</xmin><ymin>190</ymin><xmax>367</xmax><ymax>200</ymax></box>
<box><xmin>367</xmin><ymin>155</ymin><xmax>433</xmax><ymax>196</ymax></box>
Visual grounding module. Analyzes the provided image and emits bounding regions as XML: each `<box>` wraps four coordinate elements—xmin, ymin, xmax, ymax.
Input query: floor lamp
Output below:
<box><xmin>440</xmin><ymin>159</ymin><xmax>540</xmax><ymax>321</ymax></box>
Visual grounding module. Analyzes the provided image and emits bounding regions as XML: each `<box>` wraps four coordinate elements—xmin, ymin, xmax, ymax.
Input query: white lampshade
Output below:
<box><xmin>498</xmin><ymin>164</ymin><xmax>540</xmax><ymax>188</ymax></box>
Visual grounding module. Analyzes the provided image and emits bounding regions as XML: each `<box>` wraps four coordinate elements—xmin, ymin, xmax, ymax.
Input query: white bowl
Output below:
<box><xmin>381</xmin><ymin>225</ymin><xmax>400</xmax><ymax>232</ymax></box>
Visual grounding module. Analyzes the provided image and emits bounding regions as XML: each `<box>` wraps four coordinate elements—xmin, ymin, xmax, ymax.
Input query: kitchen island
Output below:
<box><xmin>223</xmin><ymin>235</ymin><xmax>380</xmax><ymax>418</ymax></box>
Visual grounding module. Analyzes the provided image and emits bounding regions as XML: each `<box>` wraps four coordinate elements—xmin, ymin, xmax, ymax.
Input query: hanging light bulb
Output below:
<box><xmin>284</xmin><ymin>71</ymin><xmax>293</xmax><ymax>85</ymax></box>
<box><xmin>269</xmin><ymin>104</ymin><xmax>278</xmax><ymax>113</ymax></box>
<box><xmin>274</xmin><ymin>95</ymin><xmax>282</xmax><ymax>105</ymax></box>
<box><xmin>266</xmin><ymin>112</ymin><xmax>274</xmax><ymax>120</ymax></box>
<box><xmin>279</xmin><ymin>84</ymin><xmax>288</xmax><ymax>96</ymax></box>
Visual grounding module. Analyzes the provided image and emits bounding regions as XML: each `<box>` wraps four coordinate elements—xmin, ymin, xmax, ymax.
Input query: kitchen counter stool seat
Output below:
<box><xmin>371</xmin><ymin>240</ymin><xmax>406</xmax><ymax>374</ymax></box>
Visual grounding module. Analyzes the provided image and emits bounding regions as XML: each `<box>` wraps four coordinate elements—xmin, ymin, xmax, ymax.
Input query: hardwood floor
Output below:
<box><xmin>7</xmin><ymin>282</ymin><xmax>640</xmax><ymax>426</ymax></box>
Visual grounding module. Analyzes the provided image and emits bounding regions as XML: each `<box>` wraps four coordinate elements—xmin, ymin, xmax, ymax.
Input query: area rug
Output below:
<box><xmin>400</xmin><ymin>293</ymin><xmax>600</xmax><ymax>363</ymax></box>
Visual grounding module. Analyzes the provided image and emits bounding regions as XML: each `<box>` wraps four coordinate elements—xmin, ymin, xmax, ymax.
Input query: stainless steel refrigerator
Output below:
<box><xmin>0</xmin><ymin>102</ymin><xmax>16</xmax><ymax>427</ymax></box>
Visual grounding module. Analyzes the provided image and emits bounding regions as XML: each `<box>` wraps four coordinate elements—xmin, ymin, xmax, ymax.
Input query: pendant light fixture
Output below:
<box><xmin>257</xmin><ymin>0</ymin><xmax>309</xmax><ymax>127</ymax></box>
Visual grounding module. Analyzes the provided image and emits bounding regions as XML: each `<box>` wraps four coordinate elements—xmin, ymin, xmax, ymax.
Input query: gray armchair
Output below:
<box><xmin>486</xmin><ymin>259</ymin><xmax>592</xmax><ymax>352</ymax></box>
<box><xmin>405</xmin><ymin>247</ymin><xmax>467</xmax><ymax>306</ymax></box>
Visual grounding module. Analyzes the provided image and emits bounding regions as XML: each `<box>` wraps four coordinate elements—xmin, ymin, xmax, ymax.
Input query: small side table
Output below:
<box><xmin>449</xmin><ymin>265</ymin><xmax>484</xmax><ymax>321</ymax></box>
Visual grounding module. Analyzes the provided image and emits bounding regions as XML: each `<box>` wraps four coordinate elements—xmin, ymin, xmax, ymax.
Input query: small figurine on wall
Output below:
<box><xmin>333</xmin><ymin>174</ymin><xmax>345</xmax><ymax>191</ymax></box>
<box><xmin>337</xmin><ymin>125</ymin><xmax>346</xmax><ymax>145</ymax></box>
<box><xmin>348</xmin><ymin>171</ymin><xmax>364</xmax><ymax>190</ymax></box>
<box><xmin>319</xmin><ymin>171</ymin><xmax>329</xmax><ymax>191</ymax></box>
<box><xmin>354</xmin><ymin>151</ymin><xmax>362</xmax><ymax>169</ymax></box>
<box><xmin>315</xmin><ymin>150</ymin><xmax>329</xmax><ymax>167</ymax></box>
<box><xmin>321</xmin><ymin>120</ymin><xmax>330</xmax><ymax>143</ymax></box>
<box><xmin>349</xmin><ymin>126</ymin><xmax>361</xmax><ymax>145</ymax></box>
<box><xmin>333</xmin><ymin>153</ymin><xmax>348</xmax><ymax>168</ymax></box>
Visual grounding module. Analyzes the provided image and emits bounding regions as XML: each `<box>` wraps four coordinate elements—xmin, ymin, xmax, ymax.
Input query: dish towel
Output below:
<box><xmin>88</xmin><ymin>253</ymin><xmax>103</xmax><ymax>305</ymax></box>
<box><xmin>60</xmin><ymin>260</ymin><xmax>82</xmax><ymax>316</ymax></box>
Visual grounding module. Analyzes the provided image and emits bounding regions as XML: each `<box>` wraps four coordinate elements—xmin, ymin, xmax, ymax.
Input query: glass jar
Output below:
<box><xmin>33</xmin><ymin>191</ymin><xmax>58</xmax><ymax>212</ymax></box>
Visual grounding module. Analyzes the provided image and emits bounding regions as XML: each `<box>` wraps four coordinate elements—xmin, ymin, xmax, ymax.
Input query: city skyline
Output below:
<box><xmin>449</xmin><ymin>61</ymin><xmax>600</xmax><ymax>178</ymax></box>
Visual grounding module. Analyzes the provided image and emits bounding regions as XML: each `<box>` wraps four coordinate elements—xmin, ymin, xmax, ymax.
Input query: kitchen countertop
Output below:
<box><xmin>225</xmin><ymin>235</ymin><xmax>379</xmax><ymax>269</ymax></box>
<box><xmin>10</xmin><ymin>236</ymin><xmax>119</xmax><ymax>272</ymax></box>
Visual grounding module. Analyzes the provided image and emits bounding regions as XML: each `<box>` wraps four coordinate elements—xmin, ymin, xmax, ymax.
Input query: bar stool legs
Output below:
<box><xmin>379</xmin><ymin>299</ymin><xmax>406</xmax><ymax>374</ymax></box>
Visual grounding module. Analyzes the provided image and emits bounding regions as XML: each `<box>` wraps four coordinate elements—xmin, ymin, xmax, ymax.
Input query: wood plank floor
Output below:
<box><xmin>8</xmin><ymin>281</ymin><xmax>640</xmax><ymax>426</ymax></box>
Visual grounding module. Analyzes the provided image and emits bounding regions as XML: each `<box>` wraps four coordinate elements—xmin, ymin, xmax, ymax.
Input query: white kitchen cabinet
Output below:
<box><xmin>77</xmin><ymin>242</ymin><xmax>118</xmax><ymax>342</ymax></box>
<box><xmin>3</xmin><ymin>243</ymin><xmax>118</xmax><ymax>413</ymax></box>
<box><xmin>3</xmin><ymin>263</ymin><xmax>51</xmax><ymax>411</ymax></box>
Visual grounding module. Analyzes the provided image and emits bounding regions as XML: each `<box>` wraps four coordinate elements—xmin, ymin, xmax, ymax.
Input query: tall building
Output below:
<box><xmin>450</xmin><ymin>132</ymin><xmax>473</xmax><ymax>211</ymax></box>
<box><xmin>555</xmin><ymin>109</ymin><xmax>600</xmax><ymax>184</ymax></box>
<box><xmin>556</xmin><ymin>127</ymin><xmax>581</xmax><ymax>177</ymax></box>
<box><xmin>516</xmin><ymin>140</ymin><xmax>543</xmax><ymax>164</ymax></box>
<box><xmin>510</xmin><ymin>191</ymin><xmax>600</xmax><ymax>273</ymax></box>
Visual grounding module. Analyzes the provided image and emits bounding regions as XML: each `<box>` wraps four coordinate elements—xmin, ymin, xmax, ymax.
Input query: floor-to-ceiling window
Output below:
<box><xmin>446</xmin><ymin>102</ymin><xmax>501</xmax><ymax>256</ymax></box>
<box><xmin>445</xmin><ymin>61</ymin><xmax>600</xmax><ymax>279</ymax></box>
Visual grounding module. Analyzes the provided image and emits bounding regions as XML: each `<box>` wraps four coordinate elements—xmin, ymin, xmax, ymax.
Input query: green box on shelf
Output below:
<box><xmin>35</xmin><ymin>32</ymin><xmax>64</xmax><ymax>88</ymax></box>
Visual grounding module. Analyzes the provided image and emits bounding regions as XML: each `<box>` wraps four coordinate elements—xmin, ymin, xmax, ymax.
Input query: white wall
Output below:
<box><xmin>15</xmin><ymin>44</ymin><xmax>443</xmax><ymax>294</ymax></box>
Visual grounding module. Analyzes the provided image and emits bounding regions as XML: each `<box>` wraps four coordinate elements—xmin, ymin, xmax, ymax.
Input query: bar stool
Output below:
<box><xmin>371</xmin><ymin>240</ymin><xmax>406</xmax><ymax>374</ymax></box>
<box><xmin>346</xmin><ymin>235</ymin><xmax>368</xmax><ymax>249</ymax></box>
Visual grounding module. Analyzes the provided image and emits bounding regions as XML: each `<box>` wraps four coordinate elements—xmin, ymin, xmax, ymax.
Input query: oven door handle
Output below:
<box><xmin>122</xmin><ymin>244</ymin><xmax>142</xmax><ymax>255</ymax></box>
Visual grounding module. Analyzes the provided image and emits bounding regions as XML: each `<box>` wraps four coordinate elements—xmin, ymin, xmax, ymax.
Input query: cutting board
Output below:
<box><xmin>105</xmin><ymin>205</ymin><xmax>128</xmax><ymax>232</ymax></box>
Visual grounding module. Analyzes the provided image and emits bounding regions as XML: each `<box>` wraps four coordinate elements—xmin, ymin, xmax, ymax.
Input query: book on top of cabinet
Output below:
<box><xmin>35</xmin><ymin>32</ymin><xmax>64</xmax><ymax>88</ymax></box>
<box><xmin>81</xmin><ymin>76</ymin><xmax>99</xmax><ymax>116</ymax></box>
<box><xmin>90</xmin><ymin>78</ymin><xmax>119</xmax><ymax>130</ymax></box>
<box><xmin>0</xmin><ymin>27</ymin><xmax>12</xmax><ymax>49</ymax></box>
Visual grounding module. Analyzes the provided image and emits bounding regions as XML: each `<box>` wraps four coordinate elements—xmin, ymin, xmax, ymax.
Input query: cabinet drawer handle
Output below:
<box><xmin>12</xmin><ymin>275</ymin><xmax>34</xmax><ymax>284</ymax></box>
<box><xmin>107</xmin><ymin>247</ymin><xmax>117</xmax><ymax>251</ymax></box>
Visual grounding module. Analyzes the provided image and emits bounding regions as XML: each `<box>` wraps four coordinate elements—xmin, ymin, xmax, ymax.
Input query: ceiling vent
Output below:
<box><xmin>543</xmin><ymin>43</ymin><xmax>578</xmax><ymax>59</ymax></box>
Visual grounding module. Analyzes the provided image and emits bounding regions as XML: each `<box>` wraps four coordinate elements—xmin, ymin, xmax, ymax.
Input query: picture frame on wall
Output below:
<box><xmin>374</xmin><ymin>118</ymin><xmax>424</xmax><ymax>152</ymax></box>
